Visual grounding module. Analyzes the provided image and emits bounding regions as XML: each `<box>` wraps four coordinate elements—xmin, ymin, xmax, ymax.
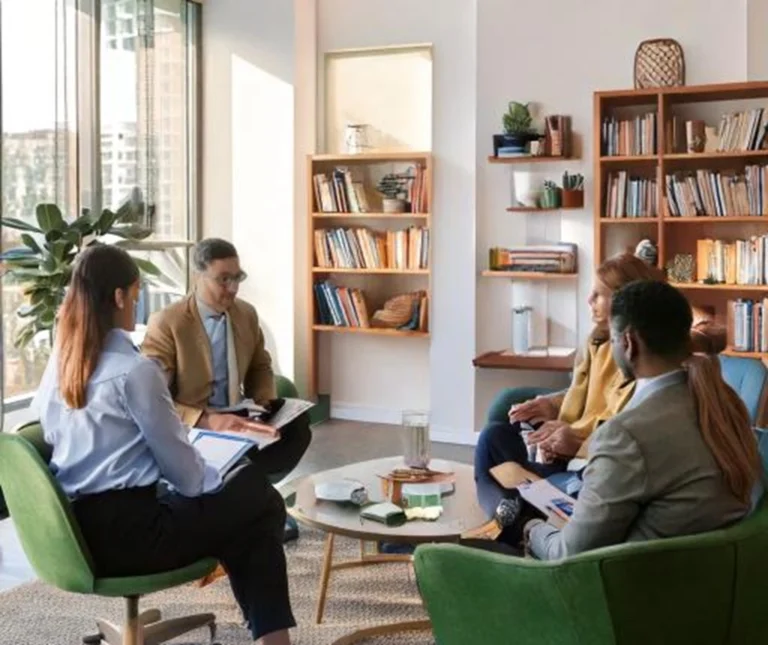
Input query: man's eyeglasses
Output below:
<box><xmin>207</xmin><ymin>271</ymin><xmax>248</xmax><ymax>288</ymax></box>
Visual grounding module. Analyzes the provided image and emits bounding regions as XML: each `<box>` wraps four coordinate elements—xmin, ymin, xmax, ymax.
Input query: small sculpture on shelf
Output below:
<box><xmin>371</xmin><ymin>290</ymin><xmax>427</xmax><ymax>331</ymax></box>
<box><xmin>377</xmin><ymin>173</ymin><xmax>408</xmax><ymax>213</ymax></box>
<box><xmin>666</xmin><ymin>253</ymin><xmax>695</xmax><ymax>283</ymax></box>
<box><xmin>634</xmin><ymin>239</ymin><xmax>658</xmax><ymax>267</ymax></box>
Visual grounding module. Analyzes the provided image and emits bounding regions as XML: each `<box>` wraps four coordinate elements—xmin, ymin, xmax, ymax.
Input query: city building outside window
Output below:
<box><xmin>0</xmin><ymin>0</ymin><xmax>200</xmax><ymax>402</ymax></box>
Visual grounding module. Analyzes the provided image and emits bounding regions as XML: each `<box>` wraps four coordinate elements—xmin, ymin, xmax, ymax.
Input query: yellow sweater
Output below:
<box><xmin>558</xmin><ymin>339</ymin><xmax>635</xmax><ymax>440</ymax></box>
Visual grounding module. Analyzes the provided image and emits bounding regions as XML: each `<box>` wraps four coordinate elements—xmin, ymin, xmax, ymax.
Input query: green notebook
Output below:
<box><xmin>360</xmin><ymin>502</ymin><xmax>407</xmax><ymax>526</ymax></box>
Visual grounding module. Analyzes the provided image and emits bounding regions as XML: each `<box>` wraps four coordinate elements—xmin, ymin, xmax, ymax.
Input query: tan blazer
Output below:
<box><xmin>141</xmin><ymin>294</ymin><xmax>276</xmax><ymax>426</ymax></box>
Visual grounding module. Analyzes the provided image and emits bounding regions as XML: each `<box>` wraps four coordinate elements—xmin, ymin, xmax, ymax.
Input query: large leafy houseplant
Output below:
<box><xmin>1</xmin><ymin>195</ymin><xmax>163</xmax><ymax>348</ymax></box>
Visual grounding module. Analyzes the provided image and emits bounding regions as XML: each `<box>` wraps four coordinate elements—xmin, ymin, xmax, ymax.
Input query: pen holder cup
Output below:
<box><xmin>539</xmin><ymin>187</ymin><xmax>561</xmax><ymax>209</ymax></box>
<box><xmin>562</xmin><ymin>189</ymin><xmax>584</xmax><ymax>209</ymax></box>
<box><xmin>380</xmin><ymin>479</ymin><xmax>404</xmax><ymax>505</ymax></box>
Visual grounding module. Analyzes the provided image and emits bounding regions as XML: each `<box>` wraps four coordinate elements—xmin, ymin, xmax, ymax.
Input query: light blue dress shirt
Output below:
<box><xmin>197</xmin><ymin>298</ymin><xmax>229</xmax><ymax>408</ymax></box>
<box><xmin>32</xmin><ymin>329</ymin><xmax>222</xmax><ymax>498</ymax></box>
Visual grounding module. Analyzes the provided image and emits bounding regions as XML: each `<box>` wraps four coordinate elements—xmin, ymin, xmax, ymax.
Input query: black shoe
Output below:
<box><xmin>284</xmin><ymin>515</ymin><xmax>299</xmax><ymax>543</ymax></box>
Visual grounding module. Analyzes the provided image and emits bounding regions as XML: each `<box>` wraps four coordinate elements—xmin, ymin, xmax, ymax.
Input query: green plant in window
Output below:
<box><xmin>0</xmin><ymin>192</ymin><xmax>164</xmax><ymax>348</ymax></box>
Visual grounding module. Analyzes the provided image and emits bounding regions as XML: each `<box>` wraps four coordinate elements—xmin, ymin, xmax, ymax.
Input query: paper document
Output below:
<box><xmin>211</xmin><ymin>397</ymin><xmax>315</xmax><ymax>430</ymax></box>
<box><xmin>518</xmin><ymin>478</ymin><xmax>577</xmax><ymax>523</ymax></box>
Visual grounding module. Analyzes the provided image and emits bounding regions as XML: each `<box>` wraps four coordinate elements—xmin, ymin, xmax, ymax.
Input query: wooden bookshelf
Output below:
<box><xmin>594</xmin><ymin>80</ymin><xmax>768</xmax><ymax>358</ymax></box>
<box><xmin>481</xmin><ymin>270</ymin><xmax>578</xmax><ymax>281</ymax></box>
<box><xmin>307</xmin><ymin>151</ymin><xmax>433</xmax><ymax>396</ymax></box>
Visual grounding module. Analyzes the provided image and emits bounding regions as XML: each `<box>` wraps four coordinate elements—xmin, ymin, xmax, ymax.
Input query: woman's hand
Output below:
<box><xmin>508</xmin><ymin>395</ymin><xmax>559</xmax><ymax>424</ymax></box>
<box><xmin>201</xmin><ymin>412</ymin><xmax>278</xmax><ymax>437</ymax></box>
<box><xmin>538</xmin><ymin>422</ymin><xmax>583</xmax><ymax>459</ymax></box>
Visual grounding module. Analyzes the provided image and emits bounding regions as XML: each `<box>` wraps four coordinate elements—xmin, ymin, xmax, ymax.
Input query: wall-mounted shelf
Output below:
<box><xmin>473</xmin><ymin>349</ymin><xmax>576</xmax><ymax>372</ymax></box>
<box><xmin>312</xmin><ymin>325</ymin><xmax>429</xmax><ymax>338</ymax></box>
<box><xmin>488</xmin><ymin>155</ymin><xmax>577</xmax><ymax>164</ymax></box>
<box><xmin>506</xmin><ymin>206</ymin><xmax>582</xmax><ymax>213</ymax></box>
<box><xmin>312</xmin><ymin>212</ymin><xmax>430</xmax><ymax>220</ymax></box>
<box><xmin>670</xmin><ymin>282</ymin><xmax>768</xmax><ymax>292</ymax></box>
<box><xmin>481</xmin><ymin>270</ymin><xmax>578</xmax><ymax>281</ymax></box>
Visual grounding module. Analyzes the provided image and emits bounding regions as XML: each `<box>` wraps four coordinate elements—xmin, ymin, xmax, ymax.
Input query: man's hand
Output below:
<box><xmin>509</xmin><ymin>395</ymin><xmax>559</xmax><ymax>424</ymax></box>
<box><xmin>537</xmin><ymin>421</ymin><xmax>582</xmax><ymax>459</ymax></box>
<box><xmin>201</xmin><ymin>412</ymin><xmax>278</xmax><ymax>438</ymax></box>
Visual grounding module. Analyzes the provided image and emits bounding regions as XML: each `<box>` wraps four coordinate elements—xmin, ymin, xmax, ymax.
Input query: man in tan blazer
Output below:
<box><xmin>142</xmin><ymin>239</ymin><xmax>311</xmax><ymax>502</ymax></box>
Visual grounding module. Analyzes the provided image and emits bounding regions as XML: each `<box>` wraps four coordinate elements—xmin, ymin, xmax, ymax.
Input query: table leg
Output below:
<box><xmin>315</xmin><ymin>532</ymin><xmax>335</xmax><ymax>624</ymax></box>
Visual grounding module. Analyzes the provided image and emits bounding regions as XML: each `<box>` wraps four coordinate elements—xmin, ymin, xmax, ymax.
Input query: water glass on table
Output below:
<box><xmin>402</xmin><ymin>410</ymin><xmax>430</xmax><ymax>469</ymax></box>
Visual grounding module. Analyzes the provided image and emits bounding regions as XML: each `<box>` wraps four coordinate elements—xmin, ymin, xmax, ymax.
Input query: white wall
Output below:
<box><xmin>202</xmin><ymin>0</ymin><xmax>297</xmax><ymax>381</ymax></box>
<box><xmin>316</xmin><ymin>0</ymin><xmax>478</xmax><ymax>441</ymax></box>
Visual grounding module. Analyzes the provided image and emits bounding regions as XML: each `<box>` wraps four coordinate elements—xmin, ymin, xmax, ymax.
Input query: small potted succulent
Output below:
<box><xmin>377</xmin><ymin>173</ymin><xmax>408</xmax><ymax>213</ymax></box>
<box><xmin>494</xmin><ymin>101</ymin><xmax>540</xmax><ymax>157</ymax></box>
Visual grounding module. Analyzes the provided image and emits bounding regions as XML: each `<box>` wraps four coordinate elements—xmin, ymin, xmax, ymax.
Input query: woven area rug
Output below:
<box><xmin>0</xmin><ymin>528</ymin><xmax>434</xmax><ymax>644</ymax></box>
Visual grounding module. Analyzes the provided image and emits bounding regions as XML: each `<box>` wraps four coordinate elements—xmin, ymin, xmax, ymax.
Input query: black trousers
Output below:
<box><xmin>72</xmin><ymin>463</ymin><xmax>296</xmax><ymax>641</ymax></box>
<box><xmin>247</xmin><ymin>412</ymin><xmax>312</xmax><ymax>485</ymax></box>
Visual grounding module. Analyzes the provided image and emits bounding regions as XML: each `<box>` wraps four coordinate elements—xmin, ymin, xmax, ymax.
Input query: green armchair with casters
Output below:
<box><xmin>0</xmin><ymin>430</ymin><xmax>221</xmax><ymax>645</ymax></box>
<box><xmin>414</xmin><ymin>498</ymin><xmax>768</xmax><ymax>645</ymax></box>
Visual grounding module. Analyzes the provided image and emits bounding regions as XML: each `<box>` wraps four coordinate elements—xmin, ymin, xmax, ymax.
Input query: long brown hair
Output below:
<box><xmin>592</xmin><ymin>253</ymin><xmax>665</xmax><ymax>342</ymax></box>
<box><xmin>57</xmin><ymin>245</ymin><xmax>140</xmax><ymax>408</ymax></box>
<box><xmin>612</xmin><ymin>280</ymin><xmax>760</xmax><ymax>505</ymax></box>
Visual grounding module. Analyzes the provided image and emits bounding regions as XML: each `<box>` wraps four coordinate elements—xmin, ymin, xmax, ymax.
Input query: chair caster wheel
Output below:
<box><xmin>83</xmin><ymin>634</ymin><xmax>103</xmax><ymax>645</ymax></box>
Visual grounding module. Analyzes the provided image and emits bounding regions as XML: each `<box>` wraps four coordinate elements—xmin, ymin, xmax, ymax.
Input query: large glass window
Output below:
<box><xmin>0</xmin><ymin>0</ymin><xmax>200</xmax><ymax>401</ymax></box>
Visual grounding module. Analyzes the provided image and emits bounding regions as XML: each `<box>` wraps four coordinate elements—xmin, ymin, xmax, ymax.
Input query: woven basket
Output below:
<box><xmin>634</xmin><ymin>38</ymin><xmax>685</xmax><ymax>88</ymax></box>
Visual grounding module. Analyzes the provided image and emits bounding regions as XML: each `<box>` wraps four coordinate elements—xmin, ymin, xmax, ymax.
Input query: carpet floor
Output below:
<box><xmin>0</xmin><ymin>528</ymin><xmax>434</xmax><ymax>644</ymax></box>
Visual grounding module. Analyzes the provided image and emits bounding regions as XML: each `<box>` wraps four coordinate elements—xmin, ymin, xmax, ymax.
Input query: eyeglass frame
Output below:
<box><xmin>203</xmin><ymin>270</ymin><xmax>248</xmax><ymax>289</ymax></box>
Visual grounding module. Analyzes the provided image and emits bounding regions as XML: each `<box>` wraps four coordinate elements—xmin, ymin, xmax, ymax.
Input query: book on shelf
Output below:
<box><xmin>729</xmin><ymin>298</ymin><xmax>768</xmax><ymax>354</ymax></box>
<box><xmin>695</xmin><ymin>237</ymin><xmax>768</xmax><ymax>285</ymax></box>
<box><xmin>665</xmin><ymin>111</ymin><xmax>768</xmax><ymax>154</ymax></box>
<box><xmin>312</xmin><ymin>162</ymin><xmax>428</xmax><ymax>213</ymax></box>
<box><xmin>314</xmin><ymin>281</ymin><xmax>428</xmax><ymax>332</ymax></box>
<box><xmin>488</xmin><ymin>243</ymin><xmax>577</xmax><ymax>274</ymax></box>
<box><xmin>604</xmin><ymin>171</ymin><xmax>658</xmax><ymax>218</ymax></box>
<box><xmin>665</xmin><ymin>166</ymin><xmax>768</xmax><ymax>217</ymax></box>
<box><xmin>313</xmin><ymin>226</ymin><xmax>429</xmax><ymax>270</ymax></box>
<box><xmin>601</xmin><ymin>113</ymin><xmax>656</xmax><ymax>156</ymax></box>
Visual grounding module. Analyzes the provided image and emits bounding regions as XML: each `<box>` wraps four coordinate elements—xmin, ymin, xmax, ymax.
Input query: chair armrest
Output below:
<box><xmin>414</xmin><ymin>544</ymin><xmax>614</xmax><ymax>645</ymax></box>
<box><xmin>486</xmin><ymin>387</ymin><xmax>561</xmax><ymax>424</ymax></box>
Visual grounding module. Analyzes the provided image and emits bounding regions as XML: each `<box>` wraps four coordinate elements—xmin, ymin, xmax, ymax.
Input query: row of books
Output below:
<box><xmin>313</xmin><ymin>226</ymin><xmax>429</xmax><ymax>270</ymax></box>
<box><xmin>665</xmin><ymin>166</ymin><xmax>768</xmax><ymax>217</ymax></box>
<box><xmin>713</xmin><ymin>108</ymin><xmax>768</xmax><ymax>152</ymax></box>
<box><xmin>696</xmin><ymin>237</ymin><xmax>768</xmax><ymax>285</ymax></box>
<box><xmin>601</xmin><ymin>113</ymin><xmax>657</xmax><ymax>156</ymax></box>
<box><xmin>730</xmin><ymin>298</ymin><xmax>768</xmax><ymax>353</ymax></box>
<box><xmin>313</xmin><ymin>281</ymin><xmax>428</xmax><ymax>331</ymax></box>
<box><xmin>312</xmin><ymin>164</ymin><xmax>428</xmax><ymax>213</ymax></box>
<box><xmin>604</xmin><ymin>172</ymin><xmax>658</xmax><ymax>218</ymax></box>
<box><xmin>489</xmin><ymin>243</ymin><xmax>577</xmax><ymax>274</ymax></box>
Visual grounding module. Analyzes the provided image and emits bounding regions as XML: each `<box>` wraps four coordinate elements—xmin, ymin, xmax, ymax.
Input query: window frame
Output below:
<box><xmin>0</xmin><ymin>0</ymin><xmax>203</xmax><ymax>409</ymax></box>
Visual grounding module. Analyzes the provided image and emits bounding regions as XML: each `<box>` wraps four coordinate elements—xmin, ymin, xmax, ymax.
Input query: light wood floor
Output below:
<box><xmin>0</xmin><ymin>419</ymin><xmax>474</xmax><ymax>592</ymax></box>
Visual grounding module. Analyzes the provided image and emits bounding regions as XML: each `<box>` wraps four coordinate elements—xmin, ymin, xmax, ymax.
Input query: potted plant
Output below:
<box><xmin>377</xmin><ymin>173</ymin><xmax>408</xmax><ymax>213</ymax></box>
<box><xmin>494</xmin><ymin>101</ymin><xmax>540</xmax><ymax>157</ymax></box>
<box><xmin>0</xmin><ymin>192</ymin><xmax>165</xmax><ymax>348</ymax></box>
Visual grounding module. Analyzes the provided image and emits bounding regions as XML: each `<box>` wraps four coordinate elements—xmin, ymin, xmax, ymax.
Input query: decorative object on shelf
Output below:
<box><xmin>401</xmin><ymin>410</ymin><xmax>431</xmax><ymax>469</ymax></box>
<box><xmin>561</xmin><ymin>171</ymin><xmax>584</xmax><ymax>208</ymax></box>
<box><xmin>512</xmin><ymin>171</ymin><xmax>540</xmax><ymax>207</ymax></box>
<box><xmin>377</xmin><ymin>173</ymin><xmax>408</xmax><ymax>213</ymax></box>
<box><xmin>633</xmin><ymin>38</ymin><xmax>685</xmax><ymax>88</ymax></box>
<box><xmin>704</xmin><ymin>126</ymin><xmax>718</xmax><ymax>153</ymax></box>
<box><xmin>494</xmin><ymin>101</ymin><xmax>540</xmax><ymax>157</ymax></box>
<box><xmin>512</xmin><ymin>306</ymin><xmax>532</xmax><ymax>354</ymax></box>
<box><xmin>685</xmin><ymin>120</ymin><xmax>705</xmax><ymax>153</ymax></box>
<box><xmin>371</xmin><ymin>290</ymin><xmax>425</xmax><ymax>328</ymax></box>
<box><xmin>540</xmin><ymin>181</ymin><xmax>561</xmax><ymax>208</ymax></box>
<box><xmin>0</xmin><ymin>193</ymin><xmax>162</xmax><ymax>348</ymax></box>
<box><xmin>530</xmin><ymin>140</ymin><xmax>544</xmax><ymax>156</ymax></box>
<box><xmin>344</xmin><ymin>123</ymin><xmax>371</xmax><ymax>154</ymax></box>
<box><xmin>635</xmin><ymin>239</ymin><xmax>658</xmax><ymax>267</ymax></box>
<box><xmin>666</xmin><ymin>253</ymin><xmax>695</xmax><ymax>283</ymax></box>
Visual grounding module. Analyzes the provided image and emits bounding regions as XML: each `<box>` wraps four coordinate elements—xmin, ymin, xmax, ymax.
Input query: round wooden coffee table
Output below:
<box><xmin>281</xmin><ymin>456</ymin><xmax>488</xmax><ymax>645</ymax></box>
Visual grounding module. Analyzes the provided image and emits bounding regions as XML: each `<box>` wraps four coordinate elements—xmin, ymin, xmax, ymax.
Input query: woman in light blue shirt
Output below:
<box><xmin>33</xmin><ymin>245</ymin><xmax>295</xmax><ymax>645</ymax></box>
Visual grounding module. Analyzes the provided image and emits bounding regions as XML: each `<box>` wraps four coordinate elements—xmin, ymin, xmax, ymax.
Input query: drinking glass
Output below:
<box><xmin>402</xmin><ymin>410</ymin><xmax>430</xmax><ymax>469</ymax></box>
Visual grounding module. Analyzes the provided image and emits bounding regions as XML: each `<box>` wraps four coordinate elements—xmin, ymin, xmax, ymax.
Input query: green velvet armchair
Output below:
<box><xmin>0</xmin><ymin>430</ymin><xmax>220</xmax><ymax>645</ymax></box>
<box><xmin>414</xmin><ymin>499</ymin><xmax>768</xmax><ymax>645</ymax></box>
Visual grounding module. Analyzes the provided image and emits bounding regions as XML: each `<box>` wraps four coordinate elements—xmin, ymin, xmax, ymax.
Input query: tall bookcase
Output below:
<box><xmin>307</xmin><ymin>151</ymin><xmax>433</xmax><ymax>397</ymax></box>
<box><xmin>594</xmin><ymin>80</ymin><xmax>768</xmax><ymax>360</ymax></box>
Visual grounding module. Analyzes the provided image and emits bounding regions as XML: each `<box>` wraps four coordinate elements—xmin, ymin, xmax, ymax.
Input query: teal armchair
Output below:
<box><xmin>415</xmin><ymin>500</ymin><xmax>768</xmax><ymax>645</ymax></box>
<box><xmin>0</xmin><ymin>430</ymin><xmax>220</xmax><ymax>645</ymax></box>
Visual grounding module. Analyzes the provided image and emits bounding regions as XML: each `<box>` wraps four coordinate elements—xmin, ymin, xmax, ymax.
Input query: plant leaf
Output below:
<box><xmin>20</xmin><ymin>233</ymin><xmax>42</xmax><ymax>253</ymax></box>
<box><xmin>13</xmin><ymin>322</ymin><xmax>37</xmax><ymax>349</ymax></box>
<box><xmin>18</xmin><ymin>302</ymin><xmax>46</xmax><ymax>318</ymax></box>
<box><xmin>94</xmin><ymin>209</ymin><xmax>118</xmax><ymax>235</ymax></box>
<box><xmin>132</xmin><ymin>257</ymin><xmax>162</xmax><ymax>276</ymax></box>
<box><xmin>35</xmin><ymin>203</ymin><xmax>65</xmax><ymax>233</ymax></box>
<box><xmin>1</xmin><ymin>217</ymin><xmax>43</xmax><ymax>233</ymax></box>
<box><xmin>107</xmin><ymin>224</ymin><xmax>153</xmax><ymax>240</ymax></box>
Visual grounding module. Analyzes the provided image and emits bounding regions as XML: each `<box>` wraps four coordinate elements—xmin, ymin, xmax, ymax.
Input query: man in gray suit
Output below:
<box><xmin>525</xmin><ymin>280</ymin><xmax>756</xmax><ymax>560</ymax></box>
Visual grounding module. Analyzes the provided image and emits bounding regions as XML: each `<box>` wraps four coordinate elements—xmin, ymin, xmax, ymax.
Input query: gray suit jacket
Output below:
<box><xmin>529</xmin><ymin>372</ymin><xmax>749</xmax><ymax>560</ymax></box>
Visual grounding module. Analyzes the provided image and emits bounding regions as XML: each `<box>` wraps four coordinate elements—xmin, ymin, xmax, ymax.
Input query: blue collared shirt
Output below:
<box><xmin>32</xmin><ymin>329</ymin><xmax>222</xmax><ymax>498</ymax></box>
<box><xmin>197</xmin><ymin>297</ymin><xmax>229</xmax><ymax>408</ymax></box>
